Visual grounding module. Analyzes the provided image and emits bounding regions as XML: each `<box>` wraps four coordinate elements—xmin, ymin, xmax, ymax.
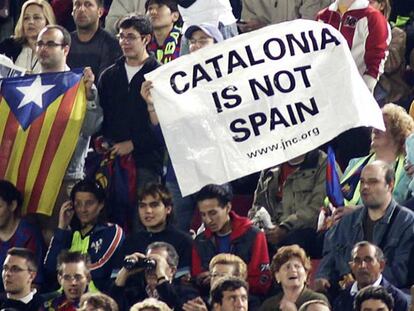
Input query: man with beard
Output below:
<box><xmin>333</xmin><ymin>241</ymin><xmax>409</xmax><ymax>311</ymax></box>
<box><xmin>44</xmin><ymin>251</ymin><xmax>92</xmax><ymax>311</ymax></box>
<box><xmin>68</xmin><ymin>0</ymin><xmax>122</xmax><ymax>78</ymax></box>
<box><xmin>315</xmin><ymin>161</ymin><xmax>414</xmax><ymax>293</ymax></box>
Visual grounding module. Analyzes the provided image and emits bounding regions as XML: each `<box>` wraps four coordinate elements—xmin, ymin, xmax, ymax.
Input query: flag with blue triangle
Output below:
<box><xmin>0</xmin><ymin>69</ymin><xmax>87</xmax><ymax>215</ymax></box>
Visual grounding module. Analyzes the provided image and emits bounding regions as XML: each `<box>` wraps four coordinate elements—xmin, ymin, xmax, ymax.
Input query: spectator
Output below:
<box><xmin>141</xmin><ymin>23</ymin><xmax>224</xmax><ymax>233</ymax></box>
<box><xmin>105</xmin><ymin>1</ymin><xmax>146</xmax><ymax>35</ymax></box>
<box><xmin>0</xmin><ymin>0</ymin><xmax>56</xmax><ymax>73</ymax></box>
<box><xmin>0</xmin><ymin>180</ymin><xmax>45</xmax><ymax>291</ymax></box>
<box><xmin>78</xmin><ymin>292</ymin><xmax>119</xmax><ymax>311</ymax></box>
<box><xmin>146</xmin><ymin>0</ymin><xmax>182</xmax><ymax>64</ymax></box>
<box><xmin>298</xmin><ymin>300</ymin><xmax>331</xmax><ymax>311</ymax></box>
<box><xmin>44</xmin><ymin>251</ymin><xmax>92</xmax><ymax>311</ymax></box>
<box><xmin>317</xmin><ymin>0</ymin><xmax>389</xmax><ymax>93</ymax></box>
<box><xmin>68</xmin><ymin>0</ymin><xmax>122</xmax><ymax>79</ymax></box>
<box><xmin>44</xmin><ymin>180</ymin><xmax>124</xmax><ymax>292</ymax></box>
<box><xmin>315</xmin><ymin>161</ymin><xmax>414</xmax><ymax>292</ymax></box>
<box><xmin>177</xmin><ymin>0</ymin><xmax>238</xmax><ymax>55</ymax></box>
<box><xmin>250</xmin><ymin>149</ymin><xmax>339</xmax><ymax>257</ymax></box>
<box><xmin>113</xmin><ymin>241</ymin><xmax>199</xmax><ymax>311</ymax></box>
<box><xmin>259</xmin><ymin>245</ymin><xmax>328</xmax><ymax>311</ymax></box>
<box><xmin>191</xmin><ymin>184</ymin><xmax>271</xmax><ymax>296</ymax></box>
<box><xmin>117</xmin><ymin>183</ymin><xmax>192</xmax><ymax>275</ymax></box>
<box><xmin>183</xmin><ymin>254</ymin><xmax>249</xmax><ymax>311</ymax></box>
<box><xmin>130</xmin><ymin>298</ymin><xmax>172</xmax><ymax>311</ymax></box>
<box><xmin>0</xmin><ymin>0</ymin><xmax>26</xmax><ymax>43</ymax></box>
<box><xmin>98</xmin><ymin>14</ymin><xmax>164</xmax><ymax>194</ymax></box>
<box><xmin>354</xmin><ymin>286</ymin><xmax>394</xmax><ymax>311</ymax></box>
<box><xmin>332</xmin><ymin>103</ymin><xmax>414</xmax><ymax>220</ymax></box>
<box><xmin>333</xmin><ymin>241</ymin><xmax>409</xmax><ymax>311</ymax></box>
<box><xmin>34</xmin><ymin>24</ymin><xmax>103</xmax><ymax>244</ymax></box>
<box><xmin>211</xmin><ymin>277</ymin><xmax>249</xmax><ymax>311</ymax></box>
<box><xmin>0</xmin><ymin>247</ymin><xmax>44</xmax><ymax>311</ymax></box>
<box><xmin>239</xmin><ymin>0</ymin><xmax>332</xmax><ymax>33</ymax></box>
<box><xmin>372</xmin><ymin>0</ymin><xmax>413</xmax><ymax>109</ymax></box>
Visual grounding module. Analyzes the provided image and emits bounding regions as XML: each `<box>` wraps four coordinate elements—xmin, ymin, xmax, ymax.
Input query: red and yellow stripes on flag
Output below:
<box><xmin>0</xmin><ymin>80</ymin><xmax>87</xmax><ymax>215</ymax></box>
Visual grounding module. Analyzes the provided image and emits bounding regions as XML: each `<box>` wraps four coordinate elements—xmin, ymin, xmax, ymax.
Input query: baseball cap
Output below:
<box><xmin>184</xmin><ymin>23</ymin><xmax>224</xmax><ymax>43</ymax></box>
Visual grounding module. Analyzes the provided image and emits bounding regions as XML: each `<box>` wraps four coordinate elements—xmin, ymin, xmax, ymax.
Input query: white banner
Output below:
<box><xmin>145</xmin><ymin>20</ymin><xmax>384</xmax><ymax>196</ymax></box>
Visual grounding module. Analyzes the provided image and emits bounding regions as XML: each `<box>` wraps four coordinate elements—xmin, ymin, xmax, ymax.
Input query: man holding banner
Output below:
<box><xmin>0</xmin><ymin>24</ymin><xmax>102</xmax><ymax>243</ymax></box>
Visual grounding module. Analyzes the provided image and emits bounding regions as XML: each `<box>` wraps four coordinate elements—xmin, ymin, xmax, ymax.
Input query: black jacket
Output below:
<box><xmin>333</xmin><ymin>277</ymin><xmax>409</xmax><ymax>311</ymax></box>
<box><xmin>0</xmin><ymin>292</ymin><xmax>45</xmax><ymax>311</ymax></box>
<box><xmin>97</xmin><ymin>55</ymin><xmax>164</xmax><ymax>174</ymax></box>
<box><xmin>0</xmin><ymin>38</ymin><xmax>23</xmax><ymax>61</ymax></box>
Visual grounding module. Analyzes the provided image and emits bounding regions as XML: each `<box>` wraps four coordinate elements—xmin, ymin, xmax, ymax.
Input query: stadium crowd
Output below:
<box><xmin>1</xmin><ymin>0</ymin><xmax>414</xmax><ymax>310</ymax></box>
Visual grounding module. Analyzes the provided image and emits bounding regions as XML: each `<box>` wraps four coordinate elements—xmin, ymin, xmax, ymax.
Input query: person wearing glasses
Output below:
<box><xmin>0</xmin><ymin>247</ymin><xmax>44</xmax><ymax>311</ymax></box>
<box><xmin>33</xmin><ymin>24</ymin><xmax>103</xmax><ymax>245</ymax></box>
<box><xmin>332</xmin><ymin>241</ymin><xmax>409</xmax><ymax>311</ymax></box>
<box><xmin>97</xmin><ymin>14</ymin><xmax>164</xmax><ymax>199</ymax></box>
<box><xmin>43</xmin><ymin>251</ymin><xmax>92</xmax><ymax>311</ymax></box>
<box><xmin>44</xmin><ymin>180</ymin><xmax>124</xmax><ymax>293</ymax></box>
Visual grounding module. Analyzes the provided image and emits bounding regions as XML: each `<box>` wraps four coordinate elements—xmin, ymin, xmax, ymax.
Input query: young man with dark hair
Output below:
<box><xmin>98</xmin><ymin>15</ymin><xmax>164</xmax><ymax>192</ymax></box>
<box><xmin>354</xmin><ymin>286</ymin><xmax>394</xmax><ymax>311</ymax></box>
<box><xmin>0</xmin><ymin>247</ymin><xmax>44</xmax><ymax>311</ymax></box>
<box><xmin>68</xmin><ymin>0</ymin><xmax>122</xmax><ymax>78</ymax></box>
<box><xmin>211</xmin><ymin>277</ymin><xmax>248</xmax><ymax>311</ymax></box>
<box><xmin>44</xmin><ymin>251</ymin><xmax>92</xmax><ymax>311</ymax></box>
<box><xmin>117</xmin><ymin>183</ymin><xmax>192</xmax><ymax>276</ymax></box>
<box><xmin>145</xmin><ymin>0</ymin><xmax>181</xmax><ymax>64</ymax></box>
<box><xmin>192</xmin><ymin>184</ymin><xmax>271</xmax><ymax>296</ymax></box>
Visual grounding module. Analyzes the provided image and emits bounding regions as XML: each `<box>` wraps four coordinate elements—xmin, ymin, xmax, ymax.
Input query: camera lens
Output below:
<box><xmin>123</xmin><ymin>257</ymin><xmax>157</xmax><ymax>270</ymax></box>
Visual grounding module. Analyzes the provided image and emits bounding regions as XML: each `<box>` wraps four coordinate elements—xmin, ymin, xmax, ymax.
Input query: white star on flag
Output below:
<box><xmin>16</xmin><ymin>75</ymin><xmax>55</xmax><ymax>109</ymax></box>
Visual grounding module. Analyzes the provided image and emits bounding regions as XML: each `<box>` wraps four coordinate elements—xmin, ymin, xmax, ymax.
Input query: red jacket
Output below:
<box><xmin>192</xmin><ymin>211</ymin><xmax>271</xmax><ymax>295</ymax></box>
<box><xmin>317</xmin><ymin>0</ymin><xmax>389</xmax><ymax>86</ymax></box>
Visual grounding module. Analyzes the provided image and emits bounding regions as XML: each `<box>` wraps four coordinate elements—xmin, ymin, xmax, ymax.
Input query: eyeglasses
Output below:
<box><xmin>3</xmin><ymin>265</ymin><xmax>32</xmax><ymax>273</ymax></box>
<box><xmin>61</xmin><ymin>274</ymin><xmax>86</xmax><ymax>282</ymax></box>
<box><xmin>116</xmin><ymin>33</ymin><xmax>144</xmax><ymax>42</ymax></box>
<box><xmin>36</xmin><ymin>41</ymin><xmax>65</xmax><ymax>48</ymax></box>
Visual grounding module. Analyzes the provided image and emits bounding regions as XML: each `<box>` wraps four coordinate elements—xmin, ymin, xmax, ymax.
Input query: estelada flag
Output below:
<box><xmin>326</xmin><ymin>146</ymin><xmax>344</xmax><ymax>207</ymax></box>
<box><xmin>0</xmin><ymin>69</ymin><xmax>86</xmax><ymax>215</ymax></box>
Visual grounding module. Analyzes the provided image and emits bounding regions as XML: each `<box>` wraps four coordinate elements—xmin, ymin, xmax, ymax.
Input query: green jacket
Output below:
<box><xmin>253</xmin><ymin>150</ymin><xmax>341</xmax><ymax>231</ymax></box>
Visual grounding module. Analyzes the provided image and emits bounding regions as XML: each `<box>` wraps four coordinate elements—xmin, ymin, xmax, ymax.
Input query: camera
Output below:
<box><xmin>123</xmin><ymin>257</ymin><xmax>157</xmax><ymax>270</ymax></box>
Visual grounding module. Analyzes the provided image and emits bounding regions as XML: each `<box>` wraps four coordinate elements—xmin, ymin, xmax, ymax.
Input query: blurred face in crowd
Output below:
<box><xmin>74</xmin><ymin>191</ymin><xmax>103</xmax><ymax>228</ymax></box>
<box><xmin>198</xmin><ymin>199</ymin><xmax>231</xmax><ymax>234</ymax></box>
<box><xmin>2</xmin><ymin>255</ymin><xmax>35</xmax><ymax>298</ymax></box>
<box><xmin>214</xmin><ymin>287</ymin><xmax>248</xmax><ymax>311</ymax></box>
<box><xmin>146</xmin><ymin>1</ymin><xmax>179</xmax><ymax>30</ymax></box>
<box><xmin>23</xmin><ymin>4</ymin><xmax>47</xmax><ymax>41</ymax></box>
<box><xmin>368</xmin><ymin>0</ymin><xmax>385</xmax><ymax>13</ymax></box>
<box><xmin>0</xmin><ymin>196</ymin><xmax>17</xmax><ymax>229</ymax></box>
<box><xmin>275</xmin><ymin>257</ymin><xmax>307</xmax><ymax>290</ymax></box>
<box><xmin>210</xmin><ymin>264</ymin><xmax>237</xmax><ymax>288</ymax></box>
<box><xmin>139</xmin><ymin>194</ymin><xmax>171</xmax><ymax>232</ymax></box>
<box><xmin>189</xmin><ymin>30</ymin><xmax>215</xmax><ymax>53</ymax></box>
<box><xmin>58</xmin><ymin>261</ymin><xmax>90</xmax><ymax>302</ymax></box>
<box><xmin>118</xmin><ymin>27</ymin><xmax>150</xmax><ymax>64</ymax></box>
<box><xmin>306</xmin><ymin>303</ymin><xmax>330</xmax><ymax>311</ymax></box>
<box><xmin>350</xmin><ymin>244</ymin><xmax>384</xmax><ymax>289</ymax></box>
<box><xmin>371</xmin><ymin>116</ymin><xmax>397</xmax><ymax>152</ymax></box>
<box><xmin>36</xmin><ymin>28</ymin><xmax>69</xmax><ymax>72</ymax></box>
<box><xmin>72</xmin><ymin>0</ymin><xmax>103</xmax><ymax>30</ymax></box>
<box><xmin>359</xmin><ymin>164</ymin><xmax>392</xmax><ymax>210</ymax></box>
<box><xmin>360</xmin><ymin>299</ymin><xmax>390</xmax><ymax>311</ymax></box>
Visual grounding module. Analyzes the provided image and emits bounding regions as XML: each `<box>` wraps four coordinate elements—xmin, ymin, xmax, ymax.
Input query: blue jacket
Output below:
<box><xmin>333</xmin><ymin>277</ymin><xmax>410</xmax><ymax>311</ymax></box>
<box><xmin>44</xmin><ymin>223</ymin><xmax>124</xmax><ymax>291</ymax></box>
<box><xmin>316</xmin><ymin>200</ymin><xmax>414</xmax><ymax>288</ymax></box>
